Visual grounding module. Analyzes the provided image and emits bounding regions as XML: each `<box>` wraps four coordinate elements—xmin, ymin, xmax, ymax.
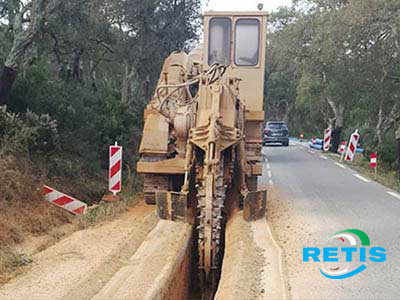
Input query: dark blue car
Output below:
<box><xmin>263</xmin><ymin>121</ymin><xmax>289</xmax><ymax>146</ymax></box>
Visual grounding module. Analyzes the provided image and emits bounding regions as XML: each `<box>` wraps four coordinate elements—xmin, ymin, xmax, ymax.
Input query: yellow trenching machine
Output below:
<box><xmin>137</xmin><ymin>11</ymin><xmax>267</xmax><ymax>288</ymax></box>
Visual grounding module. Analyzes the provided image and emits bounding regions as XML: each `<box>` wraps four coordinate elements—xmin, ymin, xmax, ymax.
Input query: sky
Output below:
<box><xmin>202</xmin><ymin>0</ymin><xmax>293</xmax><ymax>13</ymax></box>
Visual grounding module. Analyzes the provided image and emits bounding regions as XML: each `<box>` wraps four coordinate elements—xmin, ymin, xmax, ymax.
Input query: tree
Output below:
<box><xmin>1</xmin><ymin>0</ymin><xmax>202</xmax><ymax>196</ymax></box>
<box><xmin>268</xmin><ymin>0</ymin><xmax>400</xmax><ymax>156</ymax></box>
<box><xmin>396</xmin><ymin>125</ymin><xmax>400</xmax><ymax>178</ymax></box>
<box><xmin>0</xmin><ymin>0</ymin><xmax>61</xmax><ymax>105</ymax></box>
<box><xmin>120</xmin><ymin>0</ymin><xmax>201</xmax><ymax>105</ymax></box>
<box><xmin>265</xmin><ymin>8</ymin><xmax>300</xmax><ymax>123</ymax></box>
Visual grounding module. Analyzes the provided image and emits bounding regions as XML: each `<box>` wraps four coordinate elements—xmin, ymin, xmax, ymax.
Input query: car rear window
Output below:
<box><xmin>267</xmin><ymin>123</ymin><xmax>287</xmax><ymax>129</ymax></box>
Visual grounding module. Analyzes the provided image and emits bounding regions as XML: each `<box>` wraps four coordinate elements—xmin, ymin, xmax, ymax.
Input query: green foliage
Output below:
<box><xmin>378</xmin><ymin>133</ymin><xmax>398</xmax><ymax>169</ymax></box>
<box><xmin>0</xmin><ymin>0</ymin><xmax>202</xmax><ymax>200</ymax></box>
<box><xmin>0</xmin><ymin>105</ymin><xmax>58</xmax><ymax>155</ymax></box>
<box><xmin>266</xmin><ymin>0</ymin><xmax>400</xmax><ymax>169</ymax></box>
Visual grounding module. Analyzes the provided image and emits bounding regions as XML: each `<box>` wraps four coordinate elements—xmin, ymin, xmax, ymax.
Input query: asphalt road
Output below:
<box><xmin>260</xmin><ymin>141</ymin><xmax>400</xmax><ymax>300</ymax></box>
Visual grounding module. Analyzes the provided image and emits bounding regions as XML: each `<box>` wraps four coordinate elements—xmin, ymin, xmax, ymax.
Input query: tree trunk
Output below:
<box><xmin>89</xmin><ymin>60</ymin><xmax>97</xmax><ymax>91</ymax></box>
<box><xmin>396</xmin><ymin>126</ymin><xmax>400</xmax><ymax>179</ymax></box>
<box><xmin>122</xmin><ymin>64</ymin><xmax>136</xmax><ymax>105</ymax></box>
<box><xmin>0</xmin><ymin>0</ymin><xmax>62</xmax><ymax>105</ymax></box>
<box><xmin>375</xmin><ymin>102</ymin><xmax>384</xmax><ymax>149</ymax></box>
<box><xmin>397</xmin><ymin>139</ymin><xmax>400</xmax><ymax>179</ymax></box>
<box><xmin>143</xmin><ymin>75</ymin><xmax>150</xmax><ymax>103</ymax></box>
<box><xmin>327</xmin><ymin>98</ymin><xmax>344</xmax><ymax>153</ymax></box>
<box><xmin>0</xmin><ymin>66</ymin><xmax>17</xmax><ymax>105</ymax></box>
<box><xmin>71</xmin><ymin>49</ymin><xmax>83</xmax><ymax>82</ymax></box>
<box><xmin>331</xmin><ymin>127</ymin><xmax>342</xmax><ymax>153</ymax></box>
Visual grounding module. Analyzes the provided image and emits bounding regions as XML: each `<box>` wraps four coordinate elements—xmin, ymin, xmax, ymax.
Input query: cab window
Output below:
<box><xmin>208</xmin><ymin>17</ymin><xmax>231</xmax><ymax>66</ymax></box>
<box><xmin>235</xmin><ymin>19</ymin><xmax>260</xmax><ymax>66</ymax></box>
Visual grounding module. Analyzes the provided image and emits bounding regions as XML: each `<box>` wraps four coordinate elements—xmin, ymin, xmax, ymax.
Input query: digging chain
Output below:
<box><xmin>196</xmin><ymin>156</ymin><xmax>226</xmax><ymax>282</ymax></box>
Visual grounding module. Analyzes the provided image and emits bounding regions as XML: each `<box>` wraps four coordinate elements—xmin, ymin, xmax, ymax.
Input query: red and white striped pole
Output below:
<box><xmin>345</xmin><ymin>130</ymin><xmax>360</xmax><ymax>162</ymax></box>
<box><xmin>109</xmin><ymin>142</ymin><xmax>122</xmax><ymax>196</ymax></box>
<box><xmin>323</xmin><ymin>128</ymin><xmax>332</xmax><ymax>152</ymax></box>
<box><xmin>370</xmin><ymin>152</ymin><xmax>378</xmax><ymax>178</ymax></box>
<box><xmin>339</xmin><ymin>141</ymin><xmax>347</xmax><ymax>161</ymax></box>
<box><xmin>370</xmin><ymin>153</ymin><xmax>377</xmax><ymax>168</ymax></box>
<box><xmin>312</xmin><ymin>136</ymin><xmax>316</xmax><ymax>144</ymax></box>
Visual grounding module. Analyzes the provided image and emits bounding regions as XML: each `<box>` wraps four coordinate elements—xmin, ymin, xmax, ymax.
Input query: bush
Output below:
<box><xmin>0</xmin><ymin>106</ymin><xmax>59</xmax><ymax>155</ymax></box>
<box><xmin>377</xmin><ymin>134</ymin><xmax>397</xmax><ymax>169</ymax></box>
<box><xmin>0</xmin><ymin>62</ymin><xmax>142</xmax><ymax>207</ymax></box>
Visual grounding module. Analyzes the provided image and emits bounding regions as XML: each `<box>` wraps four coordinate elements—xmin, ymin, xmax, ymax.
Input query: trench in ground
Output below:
<box><xmin>186</xmin><ymin>212</ymin><xmax>227</xmax><ymax>300</ymax></box>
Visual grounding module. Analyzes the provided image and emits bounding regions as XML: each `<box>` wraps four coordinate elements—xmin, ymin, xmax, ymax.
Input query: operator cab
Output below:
<box><xmin>208</xmin><ymin>17</ymin><xmax>260</xmax><ymax>67</ymax></box>
<box><xmin>203</xmin><ymin>11</ymin><xmax>267</xmax><ymax>112</ymax></box>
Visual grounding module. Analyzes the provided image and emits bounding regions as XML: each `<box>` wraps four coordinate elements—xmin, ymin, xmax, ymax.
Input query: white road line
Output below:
<box><xmin>354</xmin><ymin>174</ymin><xmax>371</xmax><ymax>183</ymax></box>
<box><xmin>266</xmin><ymin>163</ymin><xmax>271</xmax><ymax>169</ymax></box>
<box><xmin>335</xmin><ymin>162</ymin><xmax>346</xmax><ymax>169</ymax></box>
<box><xmin>387</xmin><ymin>192</ymin><xmax>400</xmax><ymax>200</ymax></box>
<box><xmin>267</xmin><ymin>170</ymin><xmax>272</xmax><ymax>178</ymax></box>
<box><xmin>261</xmin><ymin>147</ymin><xmax>267</xmax><ymax>155</ymax></box>
<box><xmin>320</xmin><ymin>155</ymin><xmax>328</xmax><ymax>160</ymax></box>
<box><xmin>269</xmin><ymin>179</ymin><xmax>274</xmax><ymax>185</ymax></box>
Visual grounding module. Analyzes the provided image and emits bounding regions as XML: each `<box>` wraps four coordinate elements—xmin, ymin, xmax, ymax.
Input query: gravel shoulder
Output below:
<box><xmin>92</xmin><ymin>220</ymin><xmax>192</xmax><ymax>300</ymax></box>
<box><xmin>0</xmin><ymin>201</ymin><xmax>158</xmax><ymax>300</ymax></box>
<box><xmin>216</xmin><ymin>209</ymin><xmax>287</xmax><ymax>300</ymax></box>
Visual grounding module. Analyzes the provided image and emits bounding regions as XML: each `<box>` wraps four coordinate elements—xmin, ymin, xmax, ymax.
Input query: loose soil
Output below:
<box><xmin>0</xmin><ymin>200</ymin><xmax>158</xmax><ymax>300</ymax></box>
<box><xmin>215</xmin><ymin>210</ymin><xmax>265</xmax><ymax>300</ymax></box>
<box><xmin>92</xmin><ymin>220</ymin><xmax>192</xmax><ymax>300</ymax></box>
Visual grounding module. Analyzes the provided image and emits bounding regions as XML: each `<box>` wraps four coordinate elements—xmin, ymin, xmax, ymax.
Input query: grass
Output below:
<box><xmin>324</xmin><ymin>152</ymin><xmax>400</xmax><ymax>193</ymax></box>
<box><xmin>0</xmin><ymin>247</ymin><xmax>34</xmax><ymax>283</ymax></box>
<box><xmin>0</xmin><ymin>155</ymin><xmax>141</xmax><ymax>284</ymax></box>
<box><xmin>77</xmin><ymin>193</ymin><xmax>141</xmax><ymax>228</ymax></box>
<box><xmin>0</xmin><ymin>191</ymin><xmax>141</xmax><ymax>284</ymax></box>
<box><xmin>0</xmin><ymin>156</ymin><xmax>72</xmax><ymax>283</ymax></box>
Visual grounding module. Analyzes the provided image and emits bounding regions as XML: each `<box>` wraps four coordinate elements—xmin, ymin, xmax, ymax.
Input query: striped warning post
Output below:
<box><xmin>345</xmin><ymin>130</ymin><xmax>360</xmax><ymax>162</ymax></box>
<box><xmin>42</xmin><ymin>185</ymin><xmax>87</xmax><ymax>215</ymax></box>
<box><xmin>323</xmin><ymin>128</ymin><xmax>332</xmax><ymax>152</ymax></box>
<box><xmin>312</xmin><ymin>136</ymin><xmax>316</xmax><ymax>144</ymax></box>
<box><xmin>370</xmin><ymin>152</ymin><xmax>377</xmax><ymax>168</ymax></box>
<box><xmin>339</xmin><ymin>141</ymin><xmax>347</xmax><ymax>154</ymax></box>
<box><xmin>109</xmin><ymin>142</ymin><xmax>122</xmax><ymax>195</ymax></box>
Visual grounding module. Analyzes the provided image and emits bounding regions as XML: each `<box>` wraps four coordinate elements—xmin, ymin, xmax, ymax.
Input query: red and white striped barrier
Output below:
<box><xmin>370</xmin><ymin>152</ymin><xmax>377</xmax><ymax>169</ymax></box>
<box><xmin>339</xmin><ymin>141</ymin><xmax>347</xmax><ymax>161</ymax></box>
<box><xmin>339</xmin><ymin>141</ymin><xmax>347</xmax><ymax>154</ymax></box>
<box><xmin>345</xmin><ymin>130</ymin><xmax>360</xmax><ymax>162</ymax></box>
<box><xmin>42</xmin><ymin>185</ymin><xmax>87</xmax><ymax>215</ymax></box>
<box><xmin>323</xmin><ymin>128</ymin><xmax>332</xmax><ymax>152</ymax></box>
<box><xmin>109</xmin><ymin>142</ymin><xmax>122</xmax><ymax>195</ymax></box>
<box><xmin>312</xmin><ymin>136</ymin><xmax>316</xmax><ymax>144</ymax></box>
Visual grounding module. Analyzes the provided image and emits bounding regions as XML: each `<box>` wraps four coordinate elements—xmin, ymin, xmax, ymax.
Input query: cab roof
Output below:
<box><xmin>203</xmin><ymin>11</ymin><xmax>268</xmax><ymax>17</ymax></box>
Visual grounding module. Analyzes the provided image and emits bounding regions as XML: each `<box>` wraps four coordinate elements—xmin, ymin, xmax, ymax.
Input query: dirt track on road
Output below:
<box><xmin>0</xmin><ymin>201</ymin><xmax>158</xmax><ymax>300</ymax></box>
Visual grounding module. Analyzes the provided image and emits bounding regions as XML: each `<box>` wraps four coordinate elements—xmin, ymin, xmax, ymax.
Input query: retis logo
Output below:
<box><xmin>303</xmin><ymin>229</ymin><xmax>386</xmax><ymax>279</ymax></box>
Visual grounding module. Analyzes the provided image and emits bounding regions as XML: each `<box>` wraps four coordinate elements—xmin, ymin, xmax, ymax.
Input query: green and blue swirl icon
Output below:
<box><xmin>303</xmin><ymin>229</ymin><xmax>386</xmax><ymax>279</ymax></box>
